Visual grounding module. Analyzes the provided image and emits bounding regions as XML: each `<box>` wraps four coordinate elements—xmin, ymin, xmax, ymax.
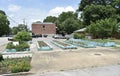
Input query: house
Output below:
<box><xmin>74</xmin><ymin>28</ymin><xmax>86</xmax><ymax>34</ymax></box>
<box><xmin>74</xmin><ymin>28</ymin><xmax>92</xmax><ymax>39</ymax></box>
<box><xmin>32</xmin><ymin>22</ymin><xmax>56</xmax><ymax>35</ymax></box>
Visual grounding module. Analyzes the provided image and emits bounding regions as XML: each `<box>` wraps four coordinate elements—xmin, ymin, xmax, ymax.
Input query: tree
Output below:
<box><xmin>0</xmin><ymin>10</ymin><xmax>10</xmax><ymax>36</ymax></box>
<box><xmin>11</xmin><ymin>24</ymin><xmax>29</xmax><ymax>35</ymax></box>
<box><xmin>82</xmin><ymin>4</ymin><xmax>116</xmax><ymax>25</ymax></box>
<box><xmin>112</xmin><ymin>0</ymin><xmax>120</xmax><ymax>14</ymax></box>
<box><xmin>62</xmin><ymin>18</ymin><xmax>80</xmax><ymax>34</ymax></box>
<box><xmin>14</xmin><ymin>31</ymin><xmax>32</xmax><ymax>41</ymax></box>
<box><xmin>43</xmin><ymin>16</ymin><xmax>57</xmax><ymax>23</ymax></box>
<box><xmin>78</xmin><ymin>0</ymin><xmax>114</xmax><ymax>11</ymax></box>
<box><xmin>86</xmin><ymin>18</ymin><xmax>120</xmax><ymax>38</ymax></box>
<box><xmin>56</xmin><ymin>11</ymin><xmax>81</xmax><ymax>34</ymax></box>
<box><xmin>58</xmin><ymin>12</ymin><xmax>78</xmax><ymax>23</ymax></box>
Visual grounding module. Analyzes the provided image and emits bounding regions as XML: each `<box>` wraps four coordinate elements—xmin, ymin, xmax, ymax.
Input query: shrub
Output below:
<box><xmin>15</xmin><ymin>41</ymin><xmax>29</xmax><ymax>51</ymax></box>
<box><xmin>14</xmin><ymin>31</ymin><xmax>32</xmax><ymax>41</ymax></box>
<box><xmin>10</xmin><ymin>61</ymin><xmax>31</xmax><ymax>73</ymax></box>
<box><xmin>74</xmin><ymin>33</ymin><xmax>85</xmax><ymax>39</ymax></box>
<box><xmin>0</xmin><ymin>54</ymin><xmax>4</xmax><ymax>62</ymax></box>
<box><xmin>6</xmin><ymin>41</ymin><xmax>29</xmax><ymax>51</ymax></box>
<box><xmin>1</xmin><ymin>57</ymin><xmax>32</xmax><ymax>73</ymax></box>
<box><xmin>6</xmin><ymin>42</ymin><xmax>15</xmax><ymax>49</ymax></box>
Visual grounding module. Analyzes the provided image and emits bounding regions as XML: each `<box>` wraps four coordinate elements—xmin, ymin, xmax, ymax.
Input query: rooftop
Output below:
<box><xmin>74</xmin><ymin>28</ymin><xmax>86</xmax><ymax>33</ymax></box>
<box><xmin>32</xmin><ymin>21</ymin><xmax>54</xmax><ymax>25</ymax></box>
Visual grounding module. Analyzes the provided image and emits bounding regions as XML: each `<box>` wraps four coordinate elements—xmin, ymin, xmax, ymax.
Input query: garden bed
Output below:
<box><xmin>0</xmin><ymin>57</ymin><xmax>31</xmax><ymax>74</ymax></box>
<box><xmin>6</xmin><ymin>41</ymin><xmax>30</xmax><ymax>52</ymax></box>
<box><xmin>66</xmin><ymin>39</ymin><xmax>96</xmax><ymax>48</ymax></box>
<box><xmin>37</xmin><ymin>41</ymin><xmax>52</xmax><ymax>51</ymax></box>
<box><xmin>66</xmin><ymin>38</ymin><xmax>116</xmax><ymax>48</ymax></box>
<box><xmin>52</xmin><ymin>40</ymin><xmax>77</xmax><ymax>49</ymax></box>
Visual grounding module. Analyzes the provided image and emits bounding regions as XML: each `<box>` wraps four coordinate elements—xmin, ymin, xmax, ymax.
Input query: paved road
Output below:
<box><xmin>34</xmin><ymin>65</ymin><xmax>120</xmax><ymax>76</ymax></box>
<box><xmin>0</xmin><ymin>37</ymin><xmax>9</xmax><ymax>52</ymax></box>
<box><xmin>0</xmin><ymin>37</ymin><xmax>9</xmax><ymax>46</ymax></box>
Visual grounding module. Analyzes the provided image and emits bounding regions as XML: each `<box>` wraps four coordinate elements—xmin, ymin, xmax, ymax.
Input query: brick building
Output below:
<box><xmin>32</xmin><ymin>22</ymin><xmax>56</xmax><ymax>35</ymax></box>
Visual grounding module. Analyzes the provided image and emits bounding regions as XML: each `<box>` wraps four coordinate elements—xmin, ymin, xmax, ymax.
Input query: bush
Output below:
<box><xmin>74</xmin><ymin>33</ymin><xmax>85</xmax><ymax>39</ymax></box>
<box><xmin>0</xmin><ymin>54</ymin><xmax>4</xmax><ymax>62</ymax></box>
<box><xmin>10</xmin><ymin>61</ymin><xmax>31</xmax><ymax>73</ymax></box>
<box><xmin>14</xmin><ymin>31</ymin><xmax>32</xmax><ymax>41</ymax></box>
<box><xmin>0</xmin><ymin>57</ymin><xmax>31</xmax><ymax>73</ymax></box>
<box><xmin>6</xmin><ymin>41</ymin><xmax>29</xmax><ymax>51</ymax></box>
<box><xmin>15</xmin><ymin>41</ymin><xmax>29</xmax><ymax>51</ymax></box>
<box><xmin>6</xmin><ymin>42</ymin><xmax>15</xmax><ymax>49</ymax></box>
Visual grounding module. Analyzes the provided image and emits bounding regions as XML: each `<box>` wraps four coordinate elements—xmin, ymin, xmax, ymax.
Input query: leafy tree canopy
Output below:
<box><xmin>0</xmin><ymin>10</ymin><xmax>10</xmax><ymax>36</ymax></box>
<box><xmin>82</xmin><ymin>4</ymin><xmax>116</xmax><ymax>25</ymax></box>
<box><xmin>43</xmin><ymin>16</ymin><xmax>57</xmax><ymax>23</ymax></box>
<box><xmin>14</xmin><ymin>31</ymin><xmax>32</xmax><ymax>41</ymax></box>
<box><xmin>11</xmin><ymin>24</ymin><xmax>29</xmax><ymax>35</ymax></box>
<box><xmin>62</xmin><ymin>18</ymin><xmax>80</xmax><ymax>34</ymax></box>
<box><xmin>86</xmin><ymin>18</ymin><xmax>120</xmax><ymax>38</ymax></box>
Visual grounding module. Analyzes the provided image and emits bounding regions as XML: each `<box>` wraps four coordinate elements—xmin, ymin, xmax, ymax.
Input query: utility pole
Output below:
<box><xmin>23</xmin><ymin>18</ymin><xmax>25</xmax><ymax>25</ymax></box>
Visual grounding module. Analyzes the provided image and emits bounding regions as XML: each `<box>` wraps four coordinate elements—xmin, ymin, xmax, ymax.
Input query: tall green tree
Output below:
<box><xmin>82</xmin><ymin>4</ymin><xmax>116</xmax><ymax>25</ymax></box>
<box><xmin>86</xmin><ymin>18</ymin><xmax>120</xmax><ymax>38</ymax></box>
<box><xmin>0</xmin><ymin>10</ymin><xmax>10</xmax><ymax>36</ymax></box>
<box><xmin>43</xmin><ymin>16</ymin><xmax>57</xmax><ymax>23</ymax></box>
<box><xmin>62</xmin><ymin>18</ymin><xmax>80</xmax><ymax>34</ymax></box>
<box><xmin>56</xmin><ymin>11</ymin><xmax>81</xmax><ymax>34</ymax></box>
<box><xmin>78</xmin><ymin>0</ymin><xmax>114</xmax><ymax>11</ymax></box>
<box><xmin>12</xmin><ymin>24</ymin><xmax>29</xmax><ymax>35</ymax></box>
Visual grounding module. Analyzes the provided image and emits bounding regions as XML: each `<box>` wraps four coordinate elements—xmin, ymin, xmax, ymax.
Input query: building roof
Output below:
<box><xmin>32</xmin><ymin>22</ymin><xmax>54</xmax><ymax>25</ymax></box>
<box><xmin>74</xmin><ymin>28</ymin><xmax>86</xmax><ymax>33</ymax></box>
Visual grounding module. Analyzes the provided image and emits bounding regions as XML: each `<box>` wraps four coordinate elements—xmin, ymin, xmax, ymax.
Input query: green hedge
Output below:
<box><xmin>74</xmin><ymin>33</ymin><xmax>85</xmax><ymax>39</ymax></box>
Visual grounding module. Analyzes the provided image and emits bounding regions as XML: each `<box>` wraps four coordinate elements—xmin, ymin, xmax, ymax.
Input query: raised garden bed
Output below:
<box><xmin>52</xmin><ymin>40</ymin><xmax>77</xmax><ymax>49</ymax></box>
<box><xmin>6</xmin><ymin>41</ymin><xmax>30</xmax><ymax>52</ymax></box>
<box><xmin>37</xmin><ymin>41</ymin><xmax>52</xmax><ymax>51</ymax></box>
<box><xmin>0</xmin><ymin>57</ymin><xmax>31</xmax><ymax>74</ymax></box>
<box><xmin>66</xmin><ymin>38</ymin><xmax>116</xmax><ymax>48</ymax></box>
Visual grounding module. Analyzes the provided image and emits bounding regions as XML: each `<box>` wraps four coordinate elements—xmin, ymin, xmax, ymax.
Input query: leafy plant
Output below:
<box><xmin>6</xmin><ymin>42</ymin><xmax>15</xmax><ymax>49</ymax></box>
<box><xmin>6</xmin><ymin>41</ymin><xmax>29</xmax><ymax>51</ymax></box>
<box><xmin>74</xmin><ymin>33</ymin><xmax>85</xmax><ymax>39</ymax></box>
<box><xmin>0</xmin><ymin>57</ymin><xmax>31</xmax><ymax>74</ymax></box>
<box><xmin>14</xmin><ymin>31</ymin><xmax>32</xmax><ymax>41</ymax></box>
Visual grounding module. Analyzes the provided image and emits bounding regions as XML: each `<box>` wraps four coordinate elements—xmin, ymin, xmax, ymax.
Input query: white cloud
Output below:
<box><xmin>8</xmin><ymin>4</ymin><xmax>21</xmax><ymax>12</ymax></box>
<box><xmin>7</xmin><ymin>7</ymin><xmax>47</xmax><ymax>30</ymax></box>
<box><xmin>48</xmin><ymin>6</ymin><xmax>75</xmax><ymax>17</ymax></box>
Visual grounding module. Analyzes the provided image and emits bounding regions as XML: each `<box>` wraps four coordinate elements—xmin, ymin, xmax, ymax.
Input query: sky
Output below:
<box><xmin>0</xmin><ymin>0</ymin><xmax>81</xmax><ymax>29</ymax></box>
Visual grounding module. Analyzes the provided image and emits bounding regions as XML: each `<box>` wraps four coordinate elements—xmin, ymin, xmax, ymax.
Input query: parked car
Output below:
<box><xmin>8</xmin><ymin>37</ymin><xmax>14</xmax><ymax>41</ymax></box>
<box><xmin>32</xmin><ymin>34</ymin><xmax>42</xmax><ymax>38</ymax></box>
<box><xmin>43</xmin><ymin>34</ymin><xmax>48</xmax><ymax>38</ymax></box>
<box><xmin>53</xmin><ymin>35</ymin><xmax>66</xmax><ymax>39</ymax></box>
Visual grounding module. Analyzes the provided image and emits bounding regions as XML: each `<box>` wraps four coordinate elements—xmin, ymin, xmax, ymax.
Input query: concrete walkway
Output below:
<box><xmin>34</xmin><ymin>64</ymin><xmax>120</xmax><ymax>76</ymax></box>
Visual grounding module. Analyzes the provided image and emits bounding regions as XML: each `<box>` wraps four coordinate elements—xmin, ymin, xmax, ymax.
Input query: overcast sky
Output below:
<box><xmin>0</xmin><ymin>0</ymin><xmax>80</xmax><ymax>28</ymax></box>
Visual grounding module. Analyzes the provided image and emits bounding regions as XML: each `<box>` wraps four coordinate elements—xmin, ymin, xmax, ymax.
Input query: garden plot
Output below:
<box><xmin>52</xmin><ymin>40</ymin><xmax>77</xmax><ymax>49</ymax></box>
<box><xmin>65</xmin><ymin>39</ymin><xmax>96</xmax><ymax>48</ymax></box>
<box><xmin>37</xmin><ymin>41</ymin><xmax>52</xmax><ymax>51</ymax></box>
<box><xmin>66</xmin><ymin>38</ymin><xmax>116</xmax><ymax>48</ymax></box>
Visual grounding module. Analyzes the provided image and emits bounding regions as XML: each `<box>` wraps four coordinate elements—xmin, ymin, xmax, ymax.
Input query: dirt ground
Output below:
<box><xmin>30</xmin><ymin>47</ymin><xmax>120</xmax><ymax>74</ymax></box>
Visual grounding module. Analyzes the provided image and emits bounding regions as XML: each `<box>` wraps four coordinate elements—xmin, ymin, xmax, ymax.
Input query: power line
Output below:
<box><xmin>7</xmin><ymin>15</ymin><xmax>19</xmax><ymax>25</ymax></box>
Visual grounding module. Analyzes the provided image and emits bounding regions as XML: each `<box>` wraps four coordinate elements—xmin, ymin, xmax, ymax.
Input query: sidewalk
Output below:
<box><xmin>34</xmin><ymin>64</ymin><xmax>120</xmax><ymax>76</ymax></box>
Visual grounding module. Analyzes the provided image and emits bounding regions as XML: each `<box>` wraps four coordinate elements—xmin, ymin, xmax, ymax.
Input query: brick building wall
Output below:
<box><xmin>32</xmin><ymin>22</ymin><xmax>56</xmax><ymax>34</ymax></box>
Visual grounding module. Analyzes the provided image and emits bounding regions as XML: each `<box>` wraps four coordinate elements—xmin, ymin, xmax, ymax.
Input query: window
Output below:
<box><xmin>43</xmin><ymin>25</ymin><xmax>45</xmax><ymax>28</ymax></box>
